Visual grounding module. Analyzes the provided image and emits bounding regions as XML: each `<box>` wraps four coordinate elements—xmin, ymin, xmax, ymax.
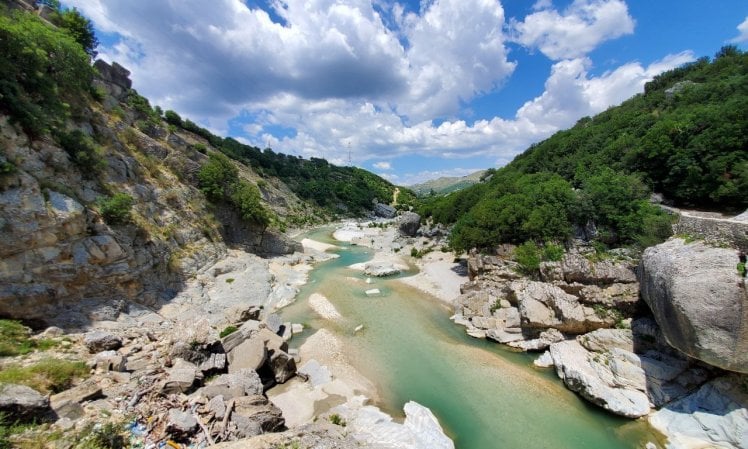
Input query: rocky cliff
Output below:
<box><xmin>0</xmin><ymin>61</ymin><xmax>309</xmax><ymax>327</ymax></box>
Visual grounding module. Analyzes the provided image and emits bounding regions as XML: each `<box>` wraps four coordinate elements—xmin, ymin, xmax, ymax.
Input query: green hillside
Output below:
<box><xmin>421</xmin><ymin>47</ymin><xmax>748</xmax><ymax>252</ymax></box>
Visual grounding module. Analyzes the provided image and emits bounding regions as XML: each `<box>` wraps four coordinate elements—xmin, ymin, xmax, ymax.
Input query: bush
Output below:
<box><xmin>0</xmin><ymin>358</ymin><xmax>89</xmax><ymax>394</ymax></box>
<box><xmin>542</xmin><ymin>243</ymin><xmax>565</xmax><ymax>261</ymax></box>
<box><xmin>514</xmin><ymin>241</ymin><xmax>541</xmax><ymax>275</ymax></box>
<box><xmin>0</xmin><ymin>11</ymin><xmax>93</xmax><ymax>136</ymax></box>
<box><xmin>98</xmin><ymin>193</ymin><xmax>134</xmax><ymax>224</ymax></box>
<box><xmin>56</xmin><ymin>129</ymin><xmax>105</xmax><ymax>173</ymax></box>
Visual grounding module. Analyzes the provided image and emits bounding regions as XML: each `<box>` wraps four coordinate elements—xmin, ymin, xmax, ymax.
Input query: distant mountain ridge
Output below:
<box><xmin>409</xmin><ymin>170</ymin><xmax>487</xmax><ymax>196</ymax></box>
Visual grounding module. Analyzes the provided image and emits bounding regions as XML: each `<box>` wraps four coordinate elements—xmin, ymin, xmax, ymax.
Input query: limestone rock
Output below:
<box><xmin>162</xmin><ymin>359</ymin><xmax>202</xmax><ymax>394</ymax></box>
<box><xmin>508</xmin><ymin>328</ymin><xmax>564</xmax><ymax>351</ymax></box>
<box><xmin>513</xmin><ymin>281</ymin><xmax>604</xmax><ymax>334</ymax></box>
<box><xmin>649</xmin><ymin>376</ymin><xmax>748</xmax><ymax>449</ymax></box>
<box><xmin>0</xmin><ymin>384</ymin><xmax>50</xmax><ymax>422</ymax></box>
<box><xmin>50</xmin><ymin>379</ymin><xmax>102</xmax><ymax>420</ymax></box>
<box><xmin>84</xmin><ymin>331</ymin><xmax>123</xmax><ymax>353</ymax></box>
<box><xmin>167</xmin><ymin>409</ymin><xmax>198</xmax><ymax>439</ymax></box>
<box><xmin>94</xmin><ymin>350</ymin><xmax>127</xmax><ymax>372</ymax></box>
<box><xmin>398</xmin><ymin>212</ymin><xmax>421</xmax><ymax>237</ymax></box>
<box><xmin>549</xmin><ymin>339</ymin><xmax>650</xmax><ymax>418</ymax></box>
<box><xmin>639</xmin><ymin>238</ymin><xmax>748</xmax><ymax>373</ymax></box>
<box><xmin>195</xmin><ymin>369</ymin><xmax>263</xmax><ymax>400</ymax></box>
<box><xmin>230</xmin><ymin>395</ymin><xmax>285</xmax><ymax>438</ymax></box>
<box><xmin>227</xmin><ymin>338</ymin><xmax>267</xmax><ymax>373</ymax></box>
<box><xmin>534</xmin><ymin>351</ymin><xmax>554</xmax><ymax>368</ymax></box>
<box><xmin>364</xmin><ymin>262</ymin><xmax>400</xmax><ymax>277</ymax></box>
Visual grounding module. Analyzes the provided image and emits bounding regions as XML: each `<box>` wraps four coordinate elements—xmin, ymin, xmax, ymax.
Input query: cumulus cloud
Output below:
<box><xmin>62</xmin><ymin>0</ymin><xmax>694</xmax><ymax>180</ymax></box>
<box><xmin>729</xmin><ymin>16</ymin><xmax>748</xmax><ymax>43</ymax></box>
<box><xmin>253</xmin><ymin>52</ymin><xmax>693</xmax><ymax>166</ymax></box>
<box><xmin>397</xmin><ymin>0</ymin><xmax>516</xmax><ymax>121</ymax></box>
<box><xmin>373</xmin><ymin>161</ymin><xmax>392</xmax><ymax>170</ymax></box>
<box><xmin>511</xmin><ymin>0</ymin><xmax>635</xmax><ymax>60</ymax></box>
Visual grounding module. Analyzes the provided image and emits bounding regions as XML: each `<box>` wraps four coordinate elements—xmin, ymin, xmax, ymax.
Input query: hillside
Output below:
<box><xmin>421</xmin><ymin>46</ymin><xmax>748</xmax><ymax>252</ymax></box>
<box><xmin>409</xmin><ymin>170</ymin><xmax>487</xmax><ymax>197</ymax></box>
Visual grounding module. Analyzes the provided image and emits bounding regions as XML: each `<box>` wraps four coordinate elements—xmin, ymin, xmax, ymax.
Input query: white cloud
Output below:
<box><xmin>251</xmin><ymin>52</ymin><xmax>693</xmax><ymax>167</ymax></box>
<box><xmin>511</xmin><ymin>0</ymin><xmax>635</xmax><ymax>60</ymax></box>
<box><xmin>62</xmin><ymin>0</ymin><xmax>694</xmax><ymax>182</ymax></box>
<box><xmin>397</xmin><ymin>0</ymin><xmax>516</xmax><ymax>121</ymax></box>
<box><xmin>729</xmin><ymin>16</ymin><xmax>748</xmax><ymax>43</ymax></box>
<box><xmin>373</xmin><ymin>161</ymin><xmax>392</xmax><ymax>170</ymax></box>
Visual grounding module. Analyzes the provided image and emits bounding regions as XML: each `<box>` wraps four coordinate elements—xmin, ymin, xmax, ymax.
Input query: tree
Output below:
<box><xmin>0</xmin><ymin>11</ymin><xmax>93</xmax><ymax>136</ymax></box>
<box><xmin>54</xmin><ymin>8</ymin><xmax>98</xmax><ymax>58</ymax></box>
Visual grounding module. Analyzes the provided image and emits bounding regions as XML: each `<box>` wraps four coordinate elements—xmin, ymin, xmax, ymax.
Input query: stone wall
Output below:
<box><xmin>672</xmin><ymin>211</ymin><xmax>748</xmax><ymax>251</ymax></box>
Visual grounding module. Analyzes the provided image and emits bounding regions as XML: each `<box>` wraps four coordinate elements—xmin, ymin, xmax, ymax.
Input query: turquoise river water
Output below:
<box><xmin>280</xmin><ymin>228</ymin><xmax>659</xmax><ymax>449</ymax></box>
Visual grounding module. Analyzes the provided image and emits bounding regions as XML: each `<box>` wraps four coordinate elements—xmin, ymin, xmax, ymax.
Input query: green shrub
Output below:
<box><xmin>219</xmin><ymin>326</ymin><xmax>238</xmax><ymax>338</ymax></box>
<box><xmin>98</xmin><ymin>193</ymin><xmax>134</xmax><ymax>224</ymax></box>
<box><xmin>75</xmin><ymin>422</ymin><xmax>127</xmax><ymax>449</ymax></box>
<box><xmin>738</xmin><ymin>262</ymin><xmax>747</xmax><ymax>278</ymax></box>
<box><xmin>328</xmin><ymin>414</ymin><xmax>346</xmax><ymax>427</ymax></box>
<box><xmin>193</xmin><ymin>143</ymin><xmax>207</xmax><ymax>154</ymax></box>
<box><xmin>56</xmin><ymin>129</ymin><xmax>105</xmax><ymax>173</ymax></box>
<box><xmin>542</xmin><ymin>243</ymin><xmax>565</xmax><ymax>261</ymax></box>
<box><xmin>0</xmin><ymin>358</ymin><xmax>89</xmax><ymax>394</ymax></box>
<box><xmin>0</xmin><ymin>11</ymin><xmax>94</xmax><ymax>137</ymax></box>
<box><xmin>514</xmin><ymin>241</ymin><xmax>541</xmax><ymax>275</ymax></box>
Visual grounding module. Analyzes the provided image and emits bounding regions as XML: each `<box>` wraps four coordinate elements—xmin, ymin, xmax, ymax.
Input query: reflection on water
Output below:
<box><xmin>280</xmin><ymin>228</ymin><xmax>657</xmax><ymax>449</ymax></box>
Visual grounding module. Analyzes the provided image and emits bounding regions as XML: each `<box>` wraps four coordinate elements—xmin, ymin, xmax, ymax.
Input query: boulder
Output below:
<box><xmin>94</xmin><ymin>350</ymin><xmax>127</xmax><ymax>372</ymax></box>
<box><xmin>268</xmin><ymin>350</ymin><xmax>297</xmax><ymax>383</ymax></box>
<box><xmin>398</xmin><ymin>212</ymin><xmax>421</xmax><ymax>237</ymax></box>
<box><xmin>227</xmin><ymin>338</ymin><xmax>267</xmax><ymax>373</ymax></box>
<box><xmin>364</xmin><ymin>262</ymin><xmax>400</xmax><ymax>277</ymax></box>
<box><xmin>194</xmin><ymin>369</ymin><xmax>263</xmax><ymax>400</ymax></box>
<box><xmin>0</xmin><ymin>384</ymin><xmax>50</xmax><ymax>422</ymax></box>
<box><xmin>230</xmin><ymin>395</ymin><xmax>285</xmax><ymax>438</ymax></box>
<box><xmin>50</xmin><ymin>378</ymin><xmax>102</xmax><ymax>420</ymax></box>
<box><xmin>84</xmin><ymin>331</ymin><xmax>122</xmax><ymax>353</ymax></box>
<box><xmin>167</xmin><ymin>409</ymin><xmax>198</xmax><ymax>439</ymax></box>
<box><xmin>162</xmin><ymin>359</ymin><xmax>202</xmax><ymax>394</ymax></box>
<box><xmin>639</xmin><ymin>239</ymin><xmax>748</xmax><ymax>373</ymax></box>
<box><xmin>549</xmin><ymin>340</ymin><xmax>651</xmax><ymax>418</ymax></box>
<box><xmin>373</xmin><ymin>201</ymin><xmax>396</xmax><ymax>218</ymax></box>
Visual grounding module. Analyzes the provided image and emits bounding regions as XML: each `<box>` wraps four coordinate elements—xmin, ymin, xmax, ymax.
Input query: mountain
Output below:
<box><xmin>421</xmin><ymin>46</ymin><xmax>748</xmax><ymax>252</ymax></box>
<box><xmin>409</xmin><ymin>170</ymin><xmax>487</xmax><ymax>197</ymax></box>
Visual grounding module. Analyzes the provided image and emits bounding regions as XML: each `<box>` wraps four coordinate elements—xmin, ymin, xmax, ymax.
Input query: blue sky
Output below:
<box><xmin>64</xmin><ymin>0</ymin><xmax>748</xmax><ymax>185</ymax></box>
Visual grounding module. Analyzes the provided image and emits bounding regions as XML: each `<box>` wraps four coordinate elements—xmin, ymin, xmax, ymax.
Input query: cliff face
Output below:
<box><xmin>0</xmin><ymin>62</ymin><xmax>307</xmax><ymax>327</ymax></box>
<box><xmin>639</xmin><ymin>238</ymin><xmax>748</xmax><ymax>373</ymax></box>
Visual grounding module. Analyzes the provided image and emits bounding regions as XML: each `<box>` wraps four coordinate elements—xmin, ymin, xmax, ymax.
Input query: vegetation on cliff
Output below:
<box><xmin>422</xmin><ymin>47</ymin><xmax>747</xmax><ymax>252</ymax></box>
<box><xmin>0</xmin><ymin>5</ymin><xmax>411</xmax><ymax>225</ymax></box>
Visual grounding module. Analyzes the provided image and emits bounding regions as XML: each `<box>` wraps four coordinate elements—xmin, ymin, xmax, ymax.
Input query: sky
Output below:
<box><xmin>61</xmin><ymin>0</ymin><xmax>748</xmax><ymax>186</ymax></box>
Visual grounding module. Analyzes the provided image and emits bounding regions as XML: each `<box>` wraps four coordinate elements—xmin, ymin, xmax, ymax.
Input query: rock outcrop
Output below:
<box><xmin>453</xmin><ymin>248</ymin><xmax>638</xmax><ymax>346</ymax></box>
<box><xmin>0</xmin><ymin>384</ymin><xmax>50</xmax><ymax>422</ymax></box>
<box><xmin>639</xmin><ymin>238</ymin><xmax>748</xmax><ymax>373</ymax></box>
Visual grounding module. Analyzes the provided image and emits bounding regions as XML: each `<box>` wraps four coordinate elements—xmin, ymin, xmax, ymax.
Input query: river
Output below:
<box><xmin>280</xmin><ymin>227</ymin><xmax>659</xmax><ymax>449</ymax></box>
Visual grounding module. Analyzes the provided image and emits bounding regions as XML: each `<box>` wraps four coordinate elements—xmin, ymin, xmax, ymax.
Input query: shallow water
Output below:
<box><xmin>281</xmin><ymin>228</ymin><xmax>657</xmax><ymax>449</ymax></box>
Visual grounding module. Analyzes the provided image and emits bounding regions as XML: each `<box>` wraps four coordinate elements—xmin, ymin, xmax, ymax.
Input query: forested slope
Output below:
<box><xmin>422</xmin><ymin>47</ymin><xmax>748</xmax><ymax>252</ymax></box>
